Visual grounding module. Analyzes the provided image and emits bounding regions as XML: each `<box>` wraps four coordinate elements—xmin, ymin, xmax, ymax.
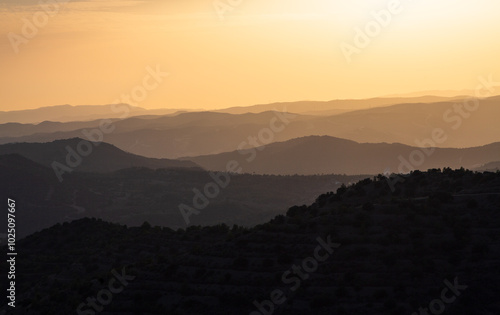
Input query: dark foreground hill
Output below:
<box><xmin>0</xmin><ymin>154</ymin><xmax>365</xmax><ymax>238</ymax></box>
<box><xmin>2</xmin><ymin>169</ymin><xmax>499</xmax><ymax>314</ymax></box>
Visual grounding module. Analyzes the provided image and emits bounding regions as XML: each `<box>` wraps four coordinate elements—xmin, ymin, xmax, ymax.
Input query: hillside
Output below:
<box><xmin>0</xmin><ymin>138</ymin><xmax>199</xmax><ymax>174</ymax></box>
<box><xmin>186</xmin><ymin>136</ymin><xmax>500</xmax><ymax>175</ymax></box>
<box><xmin>2</xmin><ymin>169</ymin><xmax>499</xmax><ymax>314</ymax></box>
<box><xmin>0</xmin><ymin>154</ymin><xmax>366</xmax><ymax>238</ymax></box>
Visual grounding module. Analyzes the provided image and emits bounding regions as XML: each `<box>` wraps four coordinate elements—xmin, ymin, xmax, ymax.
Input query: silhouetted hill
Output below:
<box><xmin>0</xmin><ymin>138</ymin><xmax>199</xmax><ymax>174</ymax></box>
<box><xmin>0</xmin><ymin>155</ymin><xmax>365</xmax><ymax>238</ymax></box>
<box><xmin>2</xmin><ymin>169</ymin><xmax>499</xmax><ymax>314</ymax></box>
<box><xmin>0</xmin><ymin>153</ymin><xmax>52</xmax><ymax>174</ymax></box>
<box><xmin>186</xmin><ymin>136</ymin><xmax>500</xmax><ymax>175</ymax></box>
<box><xmin>0</xmin><ymin>154</ymin><xmax>59</xmax><ymax>202</ymax></box>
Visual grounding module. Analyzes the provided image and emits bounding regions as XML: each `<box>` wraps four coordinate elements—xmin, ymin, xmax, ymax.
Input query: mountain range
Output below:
<box><xmin>3</xmin><ymin>136</ymin><xmax>498</xmax><ymax>177</ymax></box>
<box><xmin>185</xmin><ymin>136</ymin><xmax>500</xmax><ymax>175</ymax></box>
<box><xmin>0</xmin><ymin>104</ymin><xmax>193</xmax><ymax>124</ymax></box>
<box><xmin>216</xmin><ymin>95</ymin><xmax>469</xmax><ymax>115</ymax></box>
<box><xmin>1</xmin><ymin>96</ymin><xmax>498</xmax><ymax>159</ymax></box>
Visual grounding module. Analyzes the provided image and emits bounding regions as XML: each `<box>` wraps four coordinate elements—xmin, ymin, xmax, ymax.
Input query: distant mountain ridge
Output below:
<box><xmin>0</xmin><ymin>111</ymin><xmax>311</xmax><ymax>158</ymax></box>
<box><xmin>1</xmin><ymin>96</ymin><xmax>499</xmax><ymax>158</ymax></box>
<box><xmin>0</xmin><ymin>104</ymin><xmax>193</xmax><ymax>124</ymax></box>
<box><xmin>185</xmin><ymin>135</ymin><xmax>500</xmax><ymax>175</ymax></box>
<box><xmin>215</xmin><ymin>95</ymin><xmax>468</xmax><ymax>115</ymax></box>
<box><xmin>0</xmin><ymin>95</ymin><xmax>475</xmax><ymax>125</ymax></box>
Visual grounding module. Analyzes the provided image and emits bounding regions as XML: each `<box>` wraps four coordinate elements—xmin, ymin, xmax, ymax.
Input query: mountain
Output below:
<box><xmin>0</xmin><ymin>104</ymin><xmax>192</xmax><ymax>124</ymax></box>
<box><xmin>0</xmin><ymin>154</ymin><xmax>366</xmax><ymax>238</ymax></box>
<box><xmin>216</xmin><ymin>96</ymin><xmax>467</xmax><ymax>115</ymax></box>
<box><xmin>1</xmin><ymin>96</ymin><xmax>499</xmax><ymax>159</ymax></box>
<box><xmin>382</xmin><ymin>90</ymin><xmax>476</xmax><ymax>98</ymax></box>
<box><xmin>306</xmin><ymin>95</ymin><xmax>500</xmax><ymax>148</ymax></box>
<box><xmin>0</xmin><ymin>119</ymin><xmax>114</xmax><ymax>138</ymax></box>
<box><xmin>1</xmin><ymin>96</ymin><xmax>498</xmax><ymax>159</ymax></box>
<box><xmin>0</xmin><ymin>111</ymin><xmax>288</xmax><ymax>138</ymax></box>
<box><xmin>185</xmin><ymin>136</ymin><xmax>500</xmax><ymax>175</ymax></box>
<box><xmin>0</xmin><ymin>111</ymin><xmax>314</xmax><ymax>158</ymax></box>
<box><xmin>3</xmin><ymin>169</ymin><xmax>499</xmax><ymax>314</ymax></box>
<box><xmin>0</xmin><ymin>96</ymin><xmax>463</xmax><ymax>138</ymax></box>
<box><xmin>0</xmin><ymin>138</ymin><xmax>200</xmax><ymax>174</ymax></box>
<box><xmin>0</xmin><ymin>95</ymin><xmax>464</xmax><ymax>126</ymax></box>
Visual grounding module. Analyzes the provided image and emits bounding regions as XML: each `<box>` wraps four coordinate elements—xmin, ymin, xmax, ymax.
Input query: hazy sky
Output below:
<box><xmin>1</xmin><ymin>0</ymin><xmax>499</xmax><ymax>111</ymax></box>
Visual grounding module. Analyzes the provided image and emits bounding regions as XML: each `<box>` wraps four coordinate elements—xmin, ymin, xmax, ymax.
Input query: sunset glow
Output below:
<box><xmin>1</xmin><ymin>0</ymin><xmax>499</xmax><ymax>110</ymax></box>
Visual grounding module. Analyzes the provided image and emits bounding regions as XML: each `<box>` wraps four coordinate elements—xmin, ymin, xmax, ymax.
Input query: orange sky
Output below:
<box><xmin>0</xmin><ymin>0</ymin><xmax>499</xmax><ymax>111</ymax></box>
